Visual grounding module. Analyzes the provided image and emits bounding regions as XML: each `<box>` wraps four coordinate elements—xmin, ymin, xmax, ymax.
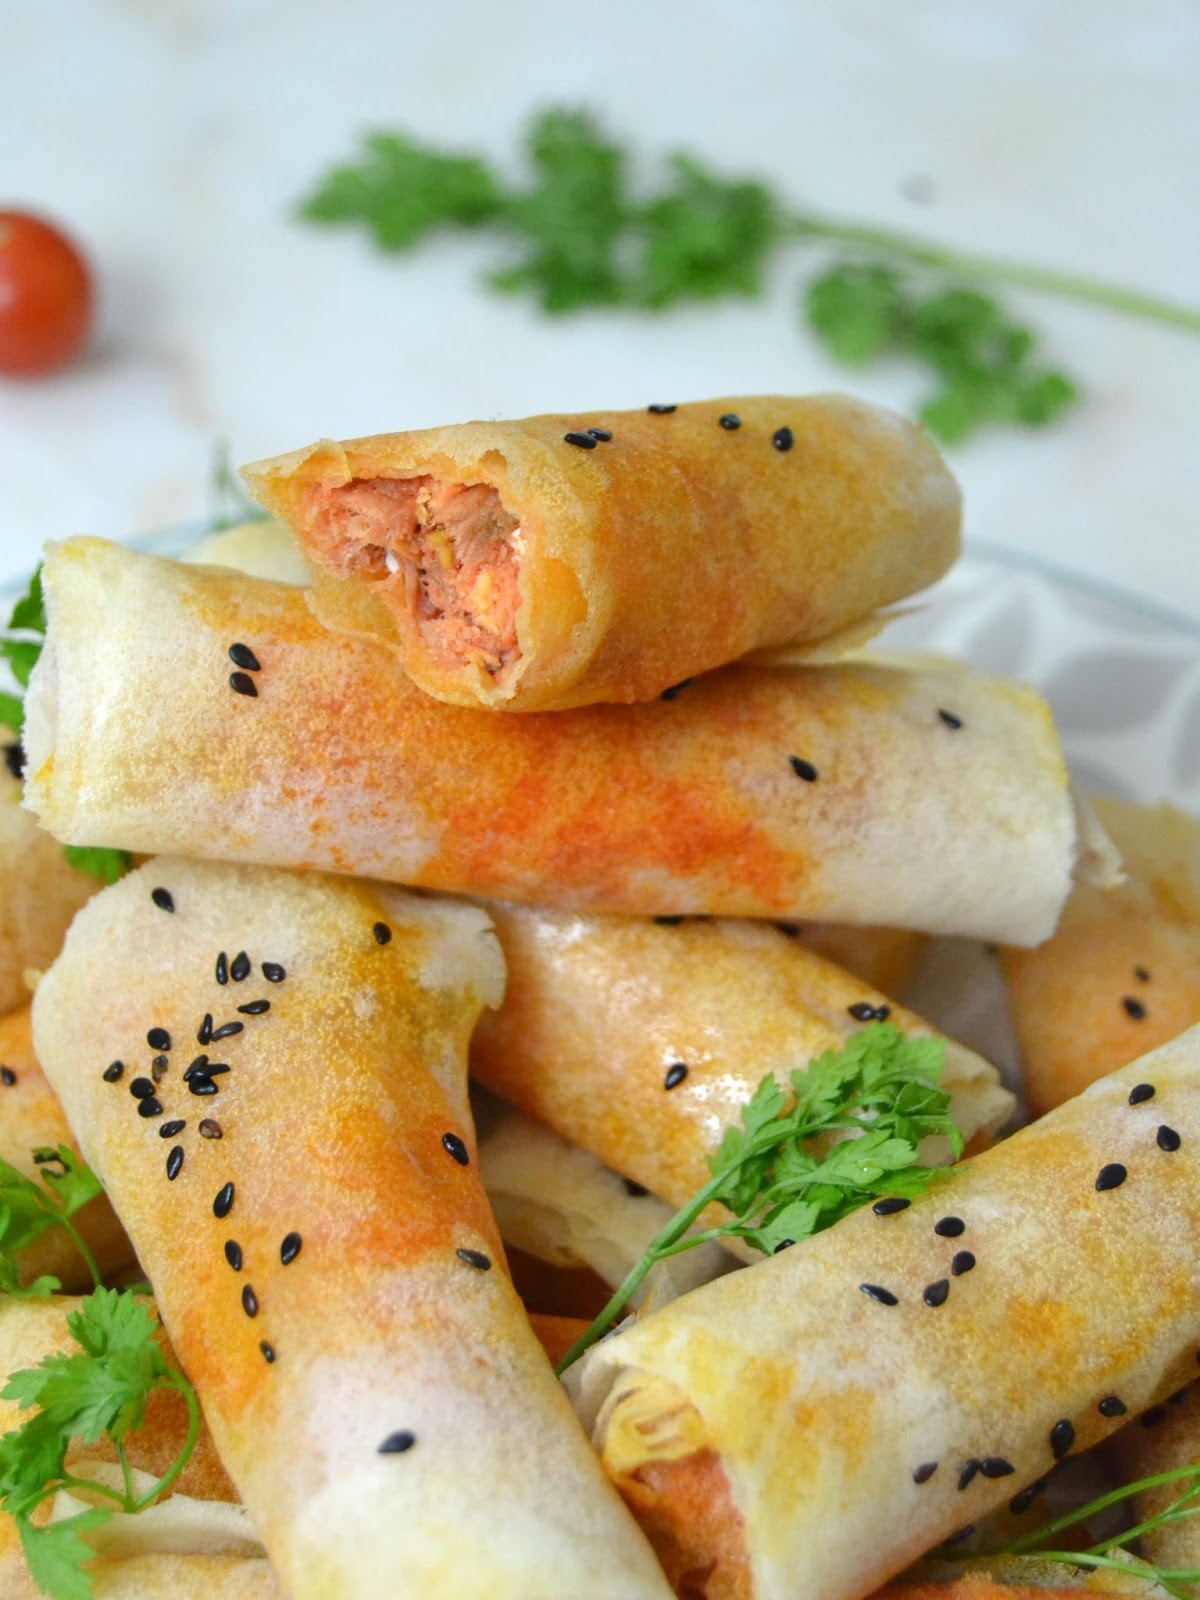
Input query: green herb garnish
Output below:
<box><xmin>298</xmin><ymin>108</ymin><xmax>1200</xmax><ymax>443</ymax></box>
<box><xmin>0</xmin><ymin>1287</ymin><xmax>201</xmax><ymax>1600</ymax></box>
<box><xmin>0</xmin><ymin>569</ymin><xmax>131</xmax><ymax>886</ymax></box>
<box><xmin>555</xmin><ymin>1022</ymin><xmax>962</xmax><ymax>1373</ymax></box>
<box><xmin>0</xmin><ymin>1148</ymin><xmax>105</xmax><ymax>1302</ymax></box>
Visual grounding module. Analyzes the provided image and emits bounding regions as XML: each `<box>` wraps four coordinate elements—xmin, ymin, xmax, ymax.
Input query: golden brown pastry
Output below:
<box><xmin>1001</xmin><ymin>798</ymin><xmax>1200</xmax><ymax>1116</ymax></box>
<box><xmin>32</xmin><ymin>857</ymin><xmax>674</xmax><ymax>1600</ymax></box>
<box><xmin>242</xmin><ymin>395</ymin><xmax>960</xmax><ymax>711</ymax></box>
<box><xmin>25</xmin><ymin>539</ymin><xmax>1097</xmax><ymax>945</ymax></box>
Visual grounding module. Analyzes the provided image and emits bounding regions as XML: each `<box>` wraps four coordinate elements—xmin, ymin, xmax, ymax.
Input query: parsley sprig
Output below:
<box><xmin>0</xmin><ymin>569</ymin><xmax>131</xmax><ymax>886</ymax></box>
<box><xmin>0</xmin><ymin>1148</ymin><xmax>105</xmax><ymax>1301</ymax></box>
<box><xmin>298</xmin><ymin>108</ymin><xmax>1200</xmax><ymax>444</ymax></box>
<box><xmin>555</xmin><ymin>1022</ymin><xmax>962</xmax><ymax>1373</ymax></box>
<box><xmin>0</xmin><ymin>1289</ymin><xmax>201</xmax><ymax>1600</ymax></box>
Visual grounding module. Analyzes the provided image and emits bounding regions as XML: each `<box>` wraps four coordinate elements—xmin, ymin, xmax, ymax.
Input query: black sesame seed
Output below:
<box><xmin>159</xmin><ymin>1119</ymin><xmax>186</xmax><ymax>1138</ymax></box>
<box><xmin>1096</xmin><ymin>1163</ymin><xmax>1127</xmax><ymax>1191</ymax></box>
<box><xmin>230</xmin><ymin>671</ymin><xmax>258</xmax><ymax>698</ymax></box>
<box><xmin>1171</xmin><ymin>1387</ymin><xmax>1190</xmax><ymax>1405</ymax></box>
<box><xmin>242</xmin><ymin>1285</ymin><xmax>259</xmax><ymax>1317</ymax></box>
<box><xmin>1135</xmin><ymin>965</ymin><xmax>1151</xmax><ymax>982</ymax></box>
<box><xmin>1142</xmin><ymin>1405</ymin><xmax>1169</xmax><ymax>1428</ymax></box>
<box><xmin>456</xmin><ymin>1247</ymin><xmax>492</xmax><ymax>1271</ymax></box>
<box><xmin>848</xmin><ymin>1001</ymin><xmax>885</xmax><ymax>1022</ymax></box>
<box><xmin>280</xmin><ymin>1232</ymin><xmax>302</xmax><ymax>1266</ymax></box>
<box><xmin>773</xmin><ymin>1238</ymin><xmax>795</xmax><ymax>1253</ymax></box>
<box><xmin>102</xmin><ymin>1061</ymin><xmax>124</xmax><ymax>1083</ymax></box>
<box><xmin>980</xmin><ymin>1457</ymin><xmax>1015</xmax><ymax>1478</ymax></box>
<box><xmin>935</xmin><ymin>1216</ymin><xmax>965</xmax><ymax>1238</ymax></box>
<box><xmin>772</xmin><ymin>426</ymin><xmax>794</xmax><ymax>452</ymax></box>
<box><xmin>137</xmin><ymin>1097</ymin><xmax>163</xmax><ymax>1118</ymax></box>
<box><xmin>1123</xmin><ymin>996</ymin><xmax>1147</xmax><ymax>1020</ymax></box>
<box><xmin>653</xmin><ymin>915</ymin><xmax>685</xmax><ymax>926</ymax></box>
<box><xmin>373</xmin><ymin>921</ymin><xmax>392</xmax><ymax>946</ymax></box>
<box><xmin>379</xmin><ymin>1430</ymin><xmax>416</xmax><ymax>1454</ymax></box>
<box><xmin>951</xmin><ymin>1251</ymin><xmax>976</xmax><ymax>1277</ymax></box>
<box><xmin>151</xmin><ymin>887</ymin><xmax>175</xmax><ymax>912</ymax></box>
<box><xmin>943</xmin><ymin>1526</ymin><xmax>975</xmax><ymax>1548</ymax></box>
<box><xmin>205</xmin><ymin>1063</ymin><xmax>230</xmax><ymax>1076</ymax></box>
<box><xmin>873</xmin><ymin>1197</ymin><xmax>911</xmax><ymax>1217</ymax></box>
<box><xmin>1050</xmin><ymin>1418</ymin><xmax>1075</xmax><ymax>1459</ymax></box>
<box><xmin>647</xmin><ymin>404</ymin><xmax>676</xmax><ymax>415</ymax></box>
<box><xmin>1158</xmin><ymin>1125</ymin><xmax>1182</xmax><ymax>1152</ymax></box>
<box><xmin>912</xmin><ymin>1461</ymin><xmax>938</xmax><ymax>1484</ymax></box>
<box><xmin>224</xmin><ymin>1240</ymin><xmax>242</xmax><ymax>1271</ymax></box>
<box><xmin>189</xmin><ymin>1074</ymin><xmax>219</xmax><ymax>1096</ymax></box>
<box><xmin>718</xmin><ymin>413</ymin><xmax>741</xmax><ymax>430</ymax></box>
<box><xmin>166</xmin><ymin>1146</ymin><xmax>184</xmax><ymax>1181</ymax></box>
<box><xmin>260</xmin><ymin>1341</ymin><xmax>276</xmax><ymax>1364</ymax></box>
<box><xmin>860</xmin><ymin>1283</ymin><xmax>899</xmax><ymax>1306</ymax></box>
<box><xmin>1098</xmin><ymin>1396</ymin><xmax>1127</xmax><ymax>1418</ymax></box>
<box><xmin>213</xmin><ymin>1182</ymin><xmax>235</xmax><ymax>1219</ymax></box>
<box><xmin>228</xmin><ymin>643</ymin><xmax>261</xmax><ymax>672</ymax></box>
<box><xmin>3</xmin><ymin>742</ymin><xmax>23</xmax><ymax>779</ymax></box>
<box><xmin>564</xmin><ymin>431</ymin><xmax>598</xmax><ymax>450</ymax></box>
<box><xmin>664</xmin><ymin>1063</ymin><xmax>689</xmax><ymax>1091</ymax></box>
<box><xmin>183</xmin><ymin>1055</ymin><xmax>209</xmax><ymax>1080</ymax></box>
<box><xmin>238</xmin><ymin>1000</ymin><xmax>270</xmax><ymax>1015</ymax></box>
<box><xmin>623</xmin><ymin>1178</ymin><xmax>650</xmax><ymax>1198</ymax></box>
<box><xmin>210</xmin><ymin>1021</ymin><xmax>244</xmax><ymax>1042</ymax></box>
<box><xmin>197</xmin><ymin>1013</ymin><xmax>213</xmax><ymax>1045</ymax></box>
<box><xmin>198</xmin><ymin>1119</ymin><xmax>222</xmax><ymax>1139</ymax></box>
<box><xmin>775</xmin><ymin>921</ymin><xmax>803</xmax><ymax>938</ymax></box>
<box><xmin>1129</xmin><ymin>1082</ymin><xmax>1156</xmax><ymax>1104</ymax></box>
<box><xmin>659</xmin><ymin>677</ymin><xmax>695</xmax><ymax>701</ymax></box>
<box><xmin>151</xmin><ymin>1054</ymin><xmax>169</xmax><ymax>1080</ymax></box>
<box><xmin>0</xmin><ymin>1067</ymin><xmax>15</xmax><ymax>1087</ymax></box>
<box><xmin>230</xmin><ymin>951</ymin><xmax>251</xmax><ymax>983</ymax></box>
<box><xmin>442</xmin><ymin>1132</ymin><xmax>469</xmax><ymax>1166</ymax></box>
<box><xmin>1009</xmin><ymin>1481</ymin><xmax>1045</xmax><ymax>1515</ymax></box>
<box><xmin>586</xmin><ymin>427</ymin><xmax>613</xmax><ymax>441</ymax></box>
<box><xmin>924</xmin><ymin>1279</ymin><xmax>950</xmax><ymax>1307</ymax></box>
<box><xmin>130</xmin><ymin>1077</ymin><xmax>156</xmax><ymax>1100</ymax></box>
<box><xmin>262</xmin><ymin>962</ymin><xmax>286</xmax><ymax>984</ymax></box>
<box><xmin>789</xmin><ymin>755</ymin><xmax>819</xmax><ymax>782</ymax></box>
<box><xmin>958</xmin><ymin>1459</ymin><xmax>980</xmax><ymax>1490</ymax></box>
<box><xmin>215</xmin><ymin>952</ymin><xmax>229</xmax><ymax>986</ymax></box>
<box><xmin>147</xmin><ymin>1027</ymin><xmax>171</xmax><ymax>1052</ymax></box>
<box><xmin>938</xmin><ymin>708</ymin><xmax>964</xmax><ymax>730</ymax></box>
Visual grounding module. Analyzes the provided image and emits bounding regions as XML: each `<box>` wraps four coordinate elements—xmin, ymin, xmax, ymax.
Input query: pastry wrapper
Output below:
<box><xmin>242</xmin><ymin>394</ymin><xmax>961</xmax><ymax>711</ymax></box>
<box><xmin>25</xmin><ymin>539</ymin><xmax>1089</xmax><ymax>944</ymax></box>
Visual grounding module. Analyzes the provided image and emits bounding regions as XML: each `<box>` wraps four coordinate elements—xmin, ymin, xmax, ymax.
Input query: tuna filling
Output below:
<box><xmin>308</xmin><ymin>476</ymin><xmax>522</xmax><ymax>679</ymax></box>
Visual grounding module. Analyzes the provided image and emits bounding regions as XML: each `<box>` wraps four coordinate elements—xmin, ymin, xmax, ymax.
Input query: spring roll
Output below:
<box><xmin>0</xmin><ymin>1295</ymin><xmax>276</xmax><ymax>1599</ymax></box>
<box><xmin>0</xmin><ymin>1005</ymin><xmax>134</xmax><ymax>1291</ymax></box>
<box><xmin>31</xmin><ymin>857</ymin><xmax>673</xmax><ymax>1600</ymax></box>
<box><xmin>181</xmin><ymin>519</ymin><xmax>311</xmax><ymax>586</ymax></box>
<box><xmin>241</xmin><ymin>394</ymin><xmax>961</xmax><ymax>712</ymax></box>
<box><xmin>25</xmin><ymin>539</ymin><xmax>1095</xmax><ymax>945</ymax></box>
<box><xmin>1105</xmin><ymin>1381</ymin><xmax>1200</xmax><ymax>1573</ymax></box>
<box><xmin>0</xmin><ymin>759</ymin><xmax>98</xmax><ymax>1018</ymax></box>
<box><xmin>472</xmin><ymin>906</ymin><xmax>1013</xmax><ymax>1225</ymax></box>
<box><xmin>798</xmin><ymin>924</ymin><xmax>929</xmax><ymax>997</ymax></box>
<box><xmin>568</xmin><ymin>1024</ymin><xmax>1200</xmax><ymax>1600</ymax></box>
<box><xmin>1001</xmin><ymin>799</ymin><xmax>1200</xmax><ymax>1116</ymax></box>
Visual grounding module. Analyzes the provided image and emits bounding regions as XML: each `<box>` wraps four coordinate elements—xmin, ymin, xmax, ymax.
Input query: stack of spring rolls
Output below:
<box><xmin>5</xmin><ymin>391</ymin><xmax>1197</xmax><ymax>1600</ymax></box>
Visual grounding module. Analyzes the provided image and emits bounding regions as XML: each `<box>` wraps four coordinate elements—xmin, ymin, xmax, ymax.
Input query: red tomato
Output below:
<box><xmin>0</xmin><ymin>210</ymin><xmax>94</xmax><ymax>377</ymax></box>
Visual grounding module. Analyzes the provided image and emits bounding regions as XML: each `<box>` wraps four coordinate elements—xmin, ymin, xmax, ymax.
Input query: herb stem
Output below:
<box><xmin>788</xmin><ymin>212</ymin><xmax>1200</xmax><ymax>334</ymax></box>
<box><xmin>56</xmin><ymin>1214</ymin><xmax>103</xmax><ymax>1294</ymax></box>
<box><xmin>131</xmin><ymin>1372</ymin><xmax>199</xmax><ymax>1512</ymax></box>
<box><xmin>55</xmin><ymin>1474</ymin><xmax>128</xmax><ymax>1509</ymax></box>
<box><xmin>1001</xmin><ymin>1461</ymin><xmax>1200</xmax><ymax>1555</ymax></box>
<box><xmin>115</xmin><ymin>1442</ymin><xmax>135</xmax><ymax>1511</ymax></box>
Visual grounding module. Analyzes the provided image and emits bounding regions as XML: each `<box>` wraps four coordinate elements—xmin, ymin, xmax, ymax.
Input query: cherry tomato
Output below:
<box><xmin>0</xmin><ymin>210</ymin><xmax>94</xmax><ymax>377</ymax></box>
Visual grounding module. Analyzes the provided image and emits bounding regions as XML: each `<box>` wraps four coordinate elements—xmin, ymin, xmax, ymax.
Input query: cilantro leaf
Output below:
<box><xmin>556</xmin><ymin>1021</ymin><xmax>963</xmax><ymax>1373</ymax></box>
<box><xmin>805</xmin><ymin>262</ymin><xmax>909</xmax><ymax>364</ymax></box>
<box><xmin>8</xmin><ymin>568</ymin><xmax>45</xmax><ymax>636</ymax></box>
<box><xmin>636</xmin><ymin>154</ymin><xmax>781</xmax><ymax>309</ymax></box>
<box><xmin>297</xmin><ymin>129</ymin><xmax>502</xmax><ymax>251</ymax></box>
<box><xmin>0</xmin><ymin>693</ymin><xmax>23</xmax><ymax>736</ymax></box>
<box><xmin>60</xmin><ymin>847</ymin><xmax>132</xmax><ymax>886</ymax></box>
<box><xmin>19</xmin><ymin>1508</ymin><xmax>110</xmax><ymax>1600</ymax></box>
<box><xmin>0</xmin><ymin>1149</ymin><xmax>105</xmax><ymax>1299</ymax></box>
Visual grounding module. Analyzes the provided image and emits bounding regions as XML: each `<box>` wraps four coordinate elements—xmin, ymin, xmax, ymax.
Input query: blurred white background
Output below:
<box><xmin>1</xmin><ymin>0</ymin><xmax>1197</xmax><ymax>612</ymax></box>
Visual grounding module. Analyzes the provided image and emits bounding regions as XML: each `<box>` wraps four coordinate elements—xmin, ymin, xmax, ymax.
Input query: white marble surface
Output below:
<box><xmin>2</xmin><ymin>0</ymin><xmax>1198</xmax><ymax>615</ymax></box>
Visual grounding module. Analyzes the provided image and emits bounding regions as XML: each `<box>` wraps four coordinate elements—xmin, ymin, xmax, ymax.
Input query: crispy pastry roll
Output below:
<box><xmin>472</xmin><ymin>906</ymin><xmax>1013</xmax><ymax>1223</ymax></box>
<box><xmin>0</xmin><ymin>760</ymin><xmax>98</xmax><ymax>1018</ymax></box>
<box><xmin>0</xmin><ymin>1295</ymin><xmax>276</xmax><ymax>1599</ymax></box>
<box><xmin>797</xmin><ymin>923</ymin><xmax>928</xmax><ymax>997</ymax></box>
<box><xmin>31</xmin><ymin>858</ymin><xmax>673</xmax><ymax>1600</ymax></box>
<box><xmin>25</xmin><ymin>539</ymin><xmax>1097</xmax><ymax>945</ymax></box>
<box><xmin>181</xmin><ymin>519</ymin><xmax>312</xmax><ymax>586</ymax></box>
<box><xmin>0</xmin><ymin>1006</ymin><xmax>134</xmax><ymax>1291</ymax></box>
<box><xmin>240</xmin><ymin>394</ymin><xmax>961</xmax><ymax>711</ymax></box>
<box><xmin>873</xmin><ymin>1564</ymin><xmax>1175</xmax><ymax>1600</ymax></box>
<box><xmin>1105</xmin><ymin>1380</ymin><xmax>1200</xmax><ymax>1573</ymax></box>
<box><xmin>568</xmin><ymin>1025</ymin><xmax>1200</xmax><ymax>1600</ymax></box>
<box><xmin>1001</xmin><ymin>798</ymin><xmax>1200</xmax><ymax>1116</ymax></box>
